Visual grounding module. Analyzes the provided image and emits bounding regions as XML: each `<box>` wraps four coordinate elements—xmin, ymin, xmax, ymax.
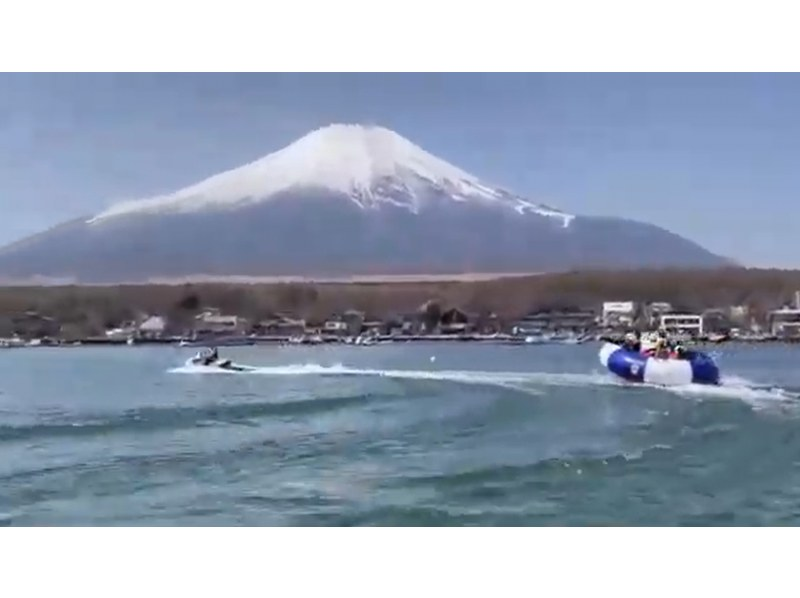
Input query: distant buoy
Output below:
<box><xmin>430</xmin><ymin>356</ymin><xmax>436</xmax><ymax>363</ymax></box>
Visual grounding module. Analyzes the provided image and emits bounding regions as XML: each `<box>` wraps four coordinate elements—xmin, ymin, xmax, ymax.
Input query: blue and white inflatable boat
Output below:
<box><xmin>599</xmin><ymin>342</ymin><xmax>720</xmax><ymax>386</ymax></box>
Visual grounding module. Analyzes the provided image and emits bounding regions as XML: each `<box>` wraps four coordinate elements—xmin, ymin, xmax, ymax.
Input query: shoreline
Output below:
<box><xmin>3</xmin><ymin>334</ymin><xmax>799</xmax><ymax>348</ymax></box>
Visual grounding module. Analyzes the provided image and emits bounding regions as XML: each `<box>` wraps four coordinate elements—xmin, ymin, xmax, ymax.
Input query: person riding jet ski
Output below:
<box><xmin>202</xmin><ymin>347</ymin><xmax>219</xmax><ymax>365</ymax></box>
<box><xmin>191</xmin><ymin>347</ymin><xmax>219</xmax><ymax>366</ymax></box>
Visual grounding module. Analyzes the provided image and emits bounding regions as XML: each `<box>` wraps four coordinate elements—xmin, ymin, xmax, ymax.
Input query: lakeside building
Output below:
<box><xmin>194</xmin><ymin>309</ymin><xmax>247</xmax><ymax>336</ymax></box>
<box><xmin>440</xmin><ymin>308</ymin><xmax>472</xmax><ymax>334</ymax></box>
<box><xmin>700</xmin><ymin>308</ymin><xmax>733</xmax><ymax>334</ymax></box>
<box><xmin>602</xmin><ymin>301</ymin><xmax>637</xmax><ymax>328</ymax></box>
<box><xmin>513</xmin><ymin>308</ymin><xmax>597</xmax><ymax>335</ymax></box>
<box><xmin>766</xmin><ymin>290</ymin><xmax>800</xmax><ymax>338</ymax></box>
<box><xmin>660</xmin><ymin>313</ymin><xmax>704</xmax><ymax>337</ymax></box>
<box><xmin>7</xmin><ymin>286</ymin><xmax>800</xmax><ymax>343</ymax></box>
<box><xmin>645</xmin><ymin>302</ymin><xmax>673</xmax><ymax>327</ymax></box>
<box><xmin>253</xmin><ymin>315</ymin><xmax>307</xmax><ymax>336</ymax></box>
<box><xmin>322</xmin><ymin>318</ymin><xmax>348</xmax><ymax>334</ymax></box>
<box><xmin>138</xmin><ymin>315</ymin><xmax>166</xmax><ymax>339</ymax></box>
<box><xmin>768</xmin><ymin>307</ymin><xmax>800</xmax><ymax>338</ymax></box>
<box><xmin>105</xmin><ymin>322</ymin><xmax>137</xmax><ymax>340</ymax></box>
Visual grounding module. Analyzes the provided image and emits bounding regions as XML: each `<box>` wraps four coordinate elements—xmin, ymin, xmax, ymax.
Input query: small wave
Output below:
<box><xmin>0</xmin><ymin>391</ymin><xmax>394</xmax><ymax>443</ymax></box>
<box><xmin>399</xmin><ymin>444</ymin><xmax>675</xmax><ymax>491</ymax></box>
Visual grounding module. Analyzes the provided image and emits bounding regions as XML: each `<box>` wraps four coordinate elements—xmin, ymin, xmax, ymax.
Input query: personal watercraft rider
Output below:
<box><xmin>200</xmin><ymin>347</ymin><xmax>219</xmax><ymax>365</ymax></box>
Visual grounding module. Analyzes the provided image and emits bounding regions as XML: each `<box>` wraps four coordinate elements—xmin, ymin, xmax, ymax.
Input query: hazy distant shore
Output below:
<box><xmin>0</xmin><ymin>267</ymin><xmax>799</xmax><ymax>343</ymax></box>
<box><xmin>0</xmin><ymin>271</ymin><xmax>545</xmax><ymax>287</ymax></box>
<box><xmin>3</xmin><ymin>335</ymin><xmax>798</xmax><ymax>349</ymax></box>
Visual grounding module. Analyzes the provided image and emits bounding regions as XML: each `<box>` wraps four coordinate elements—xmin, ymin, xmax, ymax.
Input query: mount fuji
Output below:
<box><xmin>0</xmin><ymin>124</ymin><xmax>730</xmax><ymax>283</ymax></box>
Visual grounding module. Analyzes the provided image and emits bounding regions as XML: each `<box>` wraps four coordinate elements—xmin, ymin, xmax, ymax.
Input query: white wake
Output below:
<box><xmin>169</xmin><ymin>361</ymin><xmax>799</xmax><ymax>409</ymax></box>
<box><xmin>170</xmin><ymin>362</ymin><xmax>618</xmax><ymax>392</ymax></box>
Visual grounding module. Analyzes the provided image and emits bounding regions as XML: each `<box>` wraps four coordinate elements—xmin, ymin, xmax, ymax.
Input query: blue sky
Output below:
<box><xmin>1</xmin><ymin>73</ymin><xmax>798</xmax><ymax>267</ymax></box>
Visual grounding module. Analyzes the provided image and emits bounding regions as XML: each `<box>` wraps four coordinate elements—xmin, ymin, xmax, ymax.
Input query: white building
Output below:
<box><xmin>660</xmin><ymin>314</ymin><xmax>704</xmax><ymax>336</ymax></box>
<box><xmin>323</xmin><ymin>320</ymin><xmax>348</xmax><ymax>333</ymax></box>
<box><xmin>768</xmin><ymin>307</ymin><xmax>800</xmax><ymax>338</ymax></box>
<box><xmin>649</xmin><ymin>302</ymin><xmax>673</xmax><ymax>314</ymax></box>
<box><xmin>138</xmin><ymin>315</ymin><xmax>166</xmax><ymax>338</ymax></box>
<box><xmin>194</xmin><ymin>310</ymin><xmax>246</xmax><ymax>335</ymax></box>
<box><xmin>602</xmin><ymin>301</ymin><xmax>636</xmax><ymax>328</ymax></box>
<box><xmin>105</xmin><ymin>322</ymin><xmax>137</xmax><ymax>340</ymax></box>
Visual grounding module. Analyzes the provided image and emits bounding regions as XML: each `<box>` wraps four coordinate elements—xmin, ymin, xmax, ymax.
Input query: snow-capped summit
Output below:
<box><xmin>0</xmin><ymin>123</ymin><xmax>731</xmax><ymax>283</ymax></box>
<box><xmin>88</xmin><ymin>124</ymin><xmax>574</xmax><ymax>226</ymax></box>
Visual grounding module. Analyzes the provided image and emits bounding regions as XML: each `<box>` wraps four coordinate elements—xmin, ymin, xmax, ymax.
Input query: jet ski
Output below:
<box><xmin>188</xmin><ymin>349</ymin><xmax>256</xmax><ymax>372</ymax></box>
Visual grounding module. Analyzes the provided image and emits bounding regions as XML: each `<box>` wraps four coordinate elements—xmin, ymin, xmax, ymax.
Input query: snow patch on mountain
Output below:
<box><xmin>87</xmin><ymin>124</ymin><xmax>574</xmax><ymax>227</ymax></box>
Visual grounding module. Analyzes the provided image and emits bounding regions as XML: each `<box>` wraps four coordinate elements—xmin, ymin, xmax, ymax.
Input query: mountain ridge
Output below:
<box><xmin>0</xmin><ymin>123</ymin><xmax>732</xmax><ymax>283</ymax></box>
<box><xmin>87</xmin><ymin>123</ymin><xmax>575</xmax><ymax>226</ymax></box>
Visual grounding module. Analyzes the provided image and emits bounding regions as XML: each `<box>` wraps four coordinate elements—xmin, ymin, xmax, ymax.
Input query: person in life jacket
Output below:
<box><xmin>622</xmin><ymin>331</ymin><xmax>641</xmax><ymax>352</ymax></box>
<box><xmin>671</xmin><ymin>343</ymin><xmax>688</xmax><ymax>360</ymax></box>
<box><xmin>201</xmin><ymin>347</ymin><xmax>218</xmax><ymax>365</ymax></box>
<box><xmin>642</xmin><ymin>329</ymin><xmax>672</xmax><ymax>359</ymax></box>
<box><xmin>655</xmin><ymin>329</ymin><xmax>672</xmax><ymax>358</ymax></box>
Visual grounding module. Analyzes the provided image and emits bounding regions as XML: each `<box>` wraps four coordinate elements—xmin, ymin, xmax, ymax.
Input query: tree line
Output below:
<box><xmin>0</xmin><ymin>267</ymin><xmax>798</xmax><ymax>337</ymax></box>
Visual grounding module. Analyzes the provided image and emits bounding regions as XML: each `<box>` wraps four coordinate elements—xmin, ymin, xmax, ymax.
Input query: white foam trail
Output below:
<box><xmin>658</xmin><ymin>375</ymin><xmax>800</xmax><ymax>410</ymax></box>
<box><xmin>169</xmin><ymin>362</ymin><xmax>799</xmax><ymax>408</ymax></box>
<box><xmin>170</xmin><ymin>362</ymin><xmax>625</xmax><ymax>392</ymax></box>
<box><xmin>169</xmin><ymin>363</ymin><xmax>348</xmax><ymax>376</ymax></box>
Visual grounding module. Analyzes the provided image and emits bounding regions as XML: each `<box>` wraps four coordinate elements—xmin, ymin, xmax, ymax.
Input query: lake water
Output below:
<box><xmin>2</xmin><ymin>342</ymin><xmax>800</xmax><ymax>526</ymax></box>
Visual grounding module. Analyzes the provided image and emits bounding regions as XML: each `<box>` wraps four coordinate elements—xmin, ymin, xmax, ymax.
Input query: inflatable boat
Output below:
<box><xmin>599</xmin><ymin>342</ymin><xmax>720</xmax><ymax>386</ymax></box>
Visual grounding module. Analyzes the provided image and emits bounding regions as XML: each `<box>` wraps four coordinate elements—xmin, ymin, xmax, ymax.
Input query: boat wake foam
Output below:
<box><xmin>169</xmin><ymin>362</ymin><xmax>800</xmax><ymax>408</ymax></box>
<box><xmin>170</xmin><ymin>362</ymin><xmax>623</xmax><ymax>396</ymax></box>
<box><xmin>665</xmin><ymin>374</ymin><xmax>800</xmax><ymax>407</ymax></box>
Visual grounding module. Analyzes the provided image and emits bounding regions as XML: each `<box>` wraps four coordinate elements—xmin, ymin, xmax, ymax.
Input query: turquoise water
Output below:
<box><xmin>2</xmin><ymin>342</ymin><xmax>800</xmax><ymax>526</ymax></box>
